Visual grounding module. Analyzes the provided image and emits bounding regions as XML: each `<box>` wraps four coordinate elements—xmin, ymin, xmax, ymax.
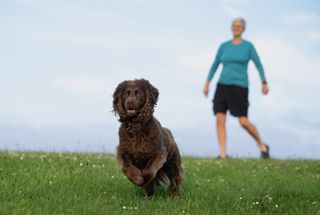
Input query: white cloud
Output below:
<box><xmin>308</xmin><ymin>31</ymin><xmax>320</xmax><ymax>42</ymax></box>
<box><xmin>249</xmin><ymin>33</ymin><xmax>320</xmax><ymax>119</ymax></box>
<box><xmin>282</xmin><ymin>12</ymin><xmax>320</xmax><ymax>26</ymax></box>
<box><xmin>220</xmin><ymin>0</ymin><xmax>251</xmax><ymax>17</ymax></box>
<box><xmin>221</xmin><ymin>0</ymin><xmax>242</xmax><ymax>17</ymax></box>
<box><xmin>53</xmin><ymin>77</ymin><xmax>110</xmax><ymax>95</ymax></box>
<box><xmin>282</xmin><ymin>12</ymin><xmax>320</xmax><ymax>42</ymax></box>
<box><xmin>235</xmin><ymin>0</ymin><xmax>251</xmax><ymax>3</ymax></box>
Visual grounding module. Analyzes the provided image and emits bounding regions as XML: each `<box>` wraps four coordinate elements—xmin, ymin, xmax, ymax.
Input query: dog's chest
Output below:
<box><xmin>125</xmin><ymin>135</ymin><xmax>156</xmax><ymax>168</ymax></box>
<box><xmin>127</xmin><ymin>135</ymin><xmax>154</xmax><ymax>155</ymax></box>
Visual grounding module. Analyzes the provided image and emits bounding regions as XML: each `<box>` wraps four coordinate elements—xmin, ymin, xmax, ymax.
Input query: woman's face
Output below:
<box><xmin>232</xmin><ymin>21</ymin><xmax>245</xmax><ymax>37</ymax></box>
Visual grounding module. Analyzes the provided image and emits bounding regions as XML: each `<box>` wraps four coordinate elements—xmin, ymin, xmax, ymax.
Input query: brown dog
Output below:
<box><xmin>113</xmin><ymin>79</ymin><xmax>183</xmax><ymax>197</ymax></box>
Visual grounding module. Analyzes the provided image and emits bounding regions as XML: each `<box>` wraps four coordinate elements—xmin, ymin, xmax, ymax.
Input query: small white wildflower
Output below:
<box><xmin>256</xmin><ymin>201</ymin><xmax>259</xmax><ymax>205</ymax></box>
<box><xmin>134</xmin><ymin>207</ymin><xmax>138</xmax><ymax>210</ymax></box>
<box><xmin>122</xmin><ymin>206</ymin><xmax>126</xmax><ymax>210</ymax></box>
<box><xmin>20</xmin><ymin>156</ymin><xmax>24</xmax><ymax>160</ymax></box>
<box><xmin>111</xmin><ymin>175</ymin><xmax>115</xmax><ymax>178</ymax></box>
<box><xmin>49</xmin><ymin>180</ymin><xmax>52</xmax><ymax>184</ymax></box>
<box><xmin>239</xmin><ymin>197</ymin><xmax>242</xmax><ymax>200</ymax></box>
<box><xmin>275</xmin><ymin>204</ymin><xmax>279</xmax><ymax>208</ymax></box>
<box><xmin>182</xmin><ymin>209</ymin><xmax>185</xmax><ymax>213</ymax></box>
<box><xmin>80</xmin><ymin>162</ymin><xmax>83</xmax><ymax>166</ymax></box>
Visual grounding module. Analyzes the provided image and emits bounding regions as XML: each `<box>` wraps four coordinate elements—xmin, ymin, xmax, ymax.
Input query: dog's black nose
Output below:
<box><xmin>126</xmin><ymin>99</ymin><xmax>135</xmax><ymax>107</ymax></box>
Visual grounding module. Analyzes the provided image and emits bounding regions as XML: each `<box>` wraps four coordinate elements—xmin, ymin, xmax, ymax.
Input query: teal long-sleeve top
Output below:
<box><xmin>207</xmin><ymin>40</ymin><xmax>266</xmax><ymax>88</ymax></box>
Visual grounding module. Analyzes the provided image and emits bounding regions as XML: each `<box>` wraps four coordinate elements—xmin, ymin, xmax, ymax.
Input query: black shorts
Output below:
<box><xmin>213</xmin><ymin>84</ymin><xmax>249</xmax><ymax>117</ymax></box>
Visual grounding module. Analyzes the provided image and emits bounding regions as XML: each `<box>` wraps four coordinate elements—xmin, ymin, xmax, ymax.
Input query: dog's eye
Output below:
<box><xmin>135</xmin><ymin>91</ymin><xmax>144</xmax><ymax>97</ymax></box>
<box><xmin>123</xmin><ymin>90</ymin><xmax>130</xmax><ymax>98</ymax></box>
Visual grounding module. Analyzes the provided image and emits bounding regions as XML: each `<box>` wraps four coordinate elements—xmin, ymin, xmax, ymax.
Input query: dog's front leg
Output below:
<box><xmin>117</xmin><ymin>153</ymin><xmax>143</xmax><ymax>186</ymax></box>
<box><xmin>142</xmin><ymin>149</ymin><xmax>167</xmax><ymax>185</ymax></box>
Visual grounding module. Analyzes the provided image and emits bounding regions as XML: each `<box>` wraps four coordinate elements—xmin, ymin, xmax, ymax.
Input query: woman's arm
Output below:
<box><xmin>250</xmin><ymin>44</ymin><xmax>266</xmax><ymax>82</ymax></box>
<box><xmin>204</xmin><ymin>45</ymin><xmax>223</xmax><ymax>97</ymax></box>
<box><xmin>250</xmin><ymin>44</ymin><xmax>269</xmax><ymax>95</ymax></box>
<box><xmin>207</xmin><ymin>45</ymin><xmax>223</xmax><ymax>81</ymax></box>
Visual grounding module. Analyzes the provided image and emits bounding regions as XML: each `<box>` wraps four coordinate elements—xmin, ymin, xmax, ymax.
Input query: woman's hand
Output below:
<box><xmin>262</xmin><ymin>83</ymin><xmax>269</xmax><ymax>95</ymax></box>
<box><xmin>203</xmin><ymin>81</ymin><xmax>210</xmax><ymax>97</ymax></box>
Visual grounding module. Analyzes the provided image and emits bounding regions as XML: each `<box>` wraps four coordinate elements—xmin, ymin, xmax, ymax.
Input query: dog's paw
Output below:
<box><xmin>129</xmin><ymin>174</ymin><xmax>144</xmax><ymax>186</ymax></box>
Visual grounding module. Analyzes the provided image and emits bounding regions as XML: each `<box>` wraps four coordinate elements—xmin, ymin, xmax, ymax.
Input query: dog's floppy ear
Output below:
<box><xmin>113</xmin><ymin>81</ymin><xmax>128</xmax><ymax>120</ymax></box>
<box><xmin>143</xmin><ymin>79</ymin><xmax>159</xmax><ymax>107</ymax></box>
<box><xmin>136</xmin><ymin>79</ymin><xmax>159</xmax><ymax>122</ymax></box>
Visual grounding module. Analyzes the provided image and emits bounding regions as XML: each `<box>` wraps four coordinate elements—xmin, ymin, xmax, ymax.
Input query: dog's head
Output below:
<box><xmin>113</xmin><ymin>79</ymin><xmax>159</xmax><ymax>122</ymax></box>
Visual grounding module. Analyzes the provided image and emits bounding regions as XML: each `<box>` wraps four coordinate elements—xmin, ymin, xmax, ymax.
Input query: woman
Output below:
<box><xmin>203</xmin><ymin>18</ymin><xmax>270</xmax><ymax>159</ymax></box>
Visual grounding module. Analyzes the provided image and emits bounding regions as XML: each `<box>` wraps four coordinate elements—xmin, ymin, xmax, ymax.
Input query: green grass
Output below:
<box><xmin>0</xmin><ymin>152</ymin><xmax>319</xmax><ymax>215</ymax></box>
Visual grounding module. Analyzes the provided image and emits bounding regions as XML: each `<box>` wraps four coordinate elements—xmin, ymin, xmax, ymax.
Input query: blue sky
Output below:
<box><xmin>0</xmin><ymin>0</ymin><xmax>320</xmax><ymax>158</ymax></box>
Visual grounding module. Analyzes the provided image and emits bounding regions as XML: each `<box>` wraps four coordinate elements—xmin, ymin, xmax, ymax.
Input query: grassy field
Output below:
<box><xmin>0</xmin><ymin>152</ymin><xmax>319</xmax><ymax>215</ymax></box>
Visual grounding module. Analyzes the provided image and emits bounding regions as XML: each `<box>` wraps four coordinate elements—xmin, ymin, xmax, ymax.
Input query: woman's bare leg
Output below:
<box><xmin>238</xmin><ymin>117</ymin><xmax>267</xmax><ymax>152</ymax></box>
<box><xmin>216</xmin><ymin>113</ymin><xmax>227</xmax><ymax>159</ymax></box>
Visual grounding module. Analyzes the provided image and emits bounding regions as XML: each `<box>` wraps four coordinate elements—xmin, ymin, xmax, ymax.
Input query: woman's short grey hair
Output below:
<box><xmin>232</xmin><ymin>17</ymin><xmax>246</xmax><ymax>28</ymax></box>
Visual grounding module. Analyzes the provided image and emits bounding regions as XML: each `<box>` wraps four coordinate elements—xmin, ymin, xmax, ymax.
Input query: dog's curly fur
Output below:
<box><xmin>113</xmin><ymin>79</ymin><xmax>183</xmax><ymax>197</ymax></box>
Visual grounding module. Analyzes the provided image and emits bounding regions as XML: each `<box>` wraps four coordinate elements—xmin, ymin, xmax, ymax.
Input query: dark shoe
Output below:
<box><xmin>261</xmin><ymin>144</ymin><xmax>270</xmax><ymax>159</ymax></box>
